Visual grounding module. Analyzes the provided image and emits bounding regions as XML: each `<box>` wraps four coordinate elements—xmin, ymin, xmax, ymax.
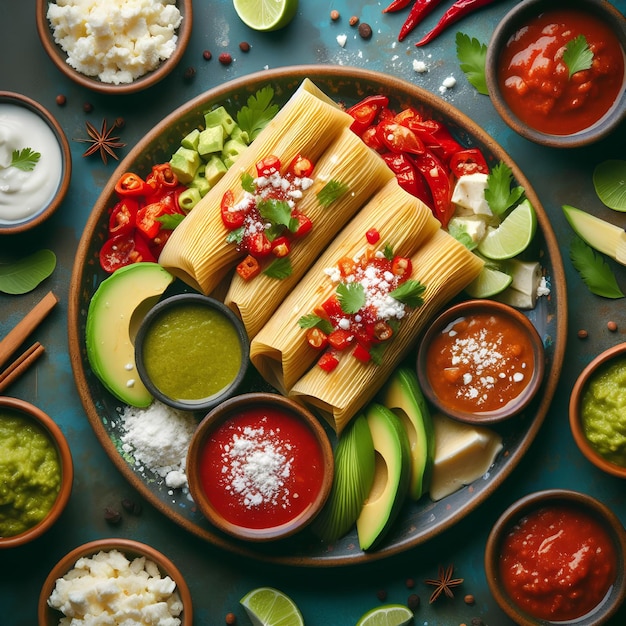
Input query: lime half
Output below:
<box><xmin>356</xmin><ymin>604</ymin><xmax>414</xmax><ymax>626</ymax></box>
<box><xmin>477</xmin><ymin>199</ymin><xmax>537</xmax><ymax>260</ymax></box>
<box><xmin>465</xmin><ymin>264</ymin><xmax>512</xmax><ymax>298</ymax></box>
<box><xmin>233</xmin><ymin>0</ymin><xmax>299</xmax><ymax>31</ymax></box>
<box><xmin>240</xmin><ymin>587</ymin><xmax>304</xmax><ymax>626</ymax></box>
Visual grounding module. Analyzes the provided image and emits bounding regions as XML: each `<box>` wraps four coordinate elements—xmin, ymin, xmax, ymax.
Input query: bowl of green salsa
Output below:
<box><xmin>0</xmin><ymin>397</ymin><xmax>73</xmax><ymax>548</ymax></box>
<box><xmin>570</xmin><ymin>342</ymin><xmax>626</xmax><ymax>479</ymax></box>
<box><xmin>135</xmin><ymin>293</ymin><xmax>250</xmax><ymax>413</ymax></box>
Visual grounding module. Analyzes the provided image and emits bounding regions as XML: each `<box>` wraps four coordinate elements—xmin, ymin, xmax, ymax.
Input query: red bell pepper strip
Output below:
<box><xmin>345</xmin><ymin>95</ymin><xmax>390</xmax><ymax>136</ymax></box>
<box><xmin>415</xmin><ymin>0</ymin><xmax>499</xmax><ymax>47</ymax></box>
<box><xmin>398</xmin><ymin>0</ymin><xmax>445</xmax><ymax>42</ymax></box>
<box><xmin>449</xmin><ymin>148</ymin><xmax>489</xmax><ymax>177</ymax></box>
<box><xmin>411</xmin><ymin>151</ymin><xmax>454</xmax><ymax>226</ymax></box>
<box><xmin>115</xmin><ymin>172</ymin><xmax>148</xmax><ymax>197</ymax></box>
<box><xmin>383</xmin><ymin>0</ymin><xmax>413</xmax><ymax>13</ymax></box>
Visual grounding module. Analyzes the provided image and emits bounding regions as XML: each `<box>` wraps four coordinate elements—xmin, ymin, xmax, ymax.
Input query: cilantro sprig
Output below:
<box><xmin>10</xmin><ymin>147</ymin><xmax>41</xmax><ymax>172</ymax></box>
<box><xmin>563</xmin><ymin>35</ymin><xmax>594</xmax><ymax>79</ymax></box>
<box><xmin>485</xmin><ymin>162</ymin><xmax>525</xmax><ymax>217</ymax></box>
<box><xmin>298</xmin><ymin>314</ymin><xmax>333</xmax><ymax>335</ymax></box>
<box><xmin>317</xmin><ymin>180</ymin><xmax>349</xmax><ymax>208</ymax></box>
<box><xmin>456</xmin><ymin>32</ymin><xmax>488</xmax><ymax>96</ymax></box>
<box><xmin>569</xmin><ymin>235</ymin><xmax>624</xmax><ymax>299</ymax></box>
<box><xmin>236</xmin><ymin>86</ymin><xmax>279</xmax><ymax>141</ymax></box>
<box><xmin>337</xmin><ymin>282</ymin><xmax>366</xmax><ymax>314</ymax></box>
<box><xmin>390</xmin><ymin>280</ymin><xmax>425</xmax><ymax>308</ymax></box>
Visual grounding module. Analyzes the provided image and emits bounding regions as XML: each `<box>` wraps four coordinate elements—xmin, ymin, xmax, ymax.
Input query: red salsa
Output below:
<box><xmin>498</xmin><ymin>8</ymin><xmax>625</xmax><ymax>135</ymax></box>
<box><xmin>499</xmin><ymin>505</ymin><xmax>617</xmax><ymax>621</ymax></box>
<box><xmin>199</xmin><ymin>405</ymin><xmax>325</xmax><ymax>529</ymax></box>
<box><xmin>425</xmin><ymin>312</ymin><xmax>535</xmax><ymax>414</ymax></box>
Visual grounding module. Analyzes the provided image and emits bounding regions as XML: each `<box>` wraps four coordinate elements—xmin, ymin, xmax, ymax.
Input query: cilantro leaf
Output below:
<box><xmin>317</xmin><ymin>180</ymin><xmax>349</xmax><ymax>208</ymax></box>
<box><xmin>569</xmin><ymin>235</ymin><xmax>624</xmax><ymax>298</ymax></box>
<box><xmin>369</xmin><ymin>342</ymin><xmax>386</xmax><ymax>366</ymax></box>
<box><xmin>157</xmin><ymin>213</ymin><xmax>185</xmax><ymax>229</ymax></box>
<box><xmin>485</xmin><ymin>161</ymin><xmax>525</xmax><ymax>217</ymax></box>
<box><xmin>390</xmin><ymin>279</ymin><xmax>425</xmax><ymax>308</ymax></box>
<box><xmin>563</xmin><ymin>35</ymin><xmax>594</xmax><ymax>79</ymax></box>
<box><xmin>241</xmin><ymin>171</ymin><xmax>255</xmax><ymax>193</ymax></box>
<box><xmin>298</xmin><ymin>314</ymin><xmax>333</xmax><ymax>335</ymax></box>
<box><xmin>236</xmin><ymin>86</ymin><xmax>279</xmax><ymax>141</ymax></box>
<box><xmin>258</xmin><ymin>198</ymin><xmax>293</xmax><ymax>228</ymax></box>
<box><xmin>337</xmin><ymin>282</ymin><xmax>366</xmax><ymax>314</ymax></box>
<box><xmin>456</xmin><ymin>32</ymin><xmax>488</xmax><ymax>96</ymax></box>
<box><xmin>226</xmin><ymin>227</ymin><xmax>244</xmax><ymax>245</ymax></box>
<box><xmin>383</xmin><ymin>244</ymin><xmax>394</xmax><ymax>261</ymax></box>
<box><xmin>263</xmin><ymin>256</ymin><xmax>293</xmax><ymax>280</ymax></box>
<box><xmin>10</xmin><ymin>147</ymin><xmax>41</xmax><ymax>172</ymax></box>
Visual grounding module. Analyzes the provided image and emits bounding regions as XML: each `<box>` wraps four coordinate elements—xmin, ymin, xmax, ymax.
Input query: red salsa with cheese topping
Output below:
<box><xmin>198</xmin><ymin>405</ymin><xmax>325</xmax><ymax>529</ymax></box>
<box><xmin>498</xmin><ymin>8</ymin><xmax>625</xmax><ymax>135</ymax></box>
<box><xmin>425</xmin><ymin>311</ymin><xmax>535</xmax><ymax>414</ymax></box>
<box><xmin>499</xmin><ymin>504</ymin><xmax>617</xmax><ymax>621</ymax></box>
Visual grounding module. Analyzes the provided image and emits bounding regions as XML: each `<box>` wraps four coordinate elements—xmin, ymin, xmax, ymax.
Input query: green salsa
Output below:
<box><xmin>0</xmin><ymin>410</ymin><xmax>62</xmax><ymax>537</ymax></box>
<box><xmin>581</xmin><ymin>356</ymin><xmax>626</xmax><ymax>467</ymax></box>
<box><xmin>142</xmin><ymin>302</ymin><xmax>243</xmax><ymax>401</ymax></box>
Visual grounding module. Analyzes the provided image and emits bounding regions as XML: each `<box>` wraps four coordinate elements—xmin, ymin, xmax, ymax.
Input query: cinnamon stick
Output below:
<box><xmin>0</xmin><ymin>341</ymin><xmax>45</xmax><ymax>392</ymax></box>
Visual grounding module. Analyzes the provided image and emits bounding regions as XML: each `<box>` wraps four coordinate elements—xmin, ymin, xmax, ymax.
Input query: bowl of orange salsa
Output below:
<box><xmin>416</xmin><ymin>299</ymin><xmax>545</xmax><ymax>425</ymax></box>
<box><xmin>486</xmin><ymin>0</ymin><xmax>626</xmax><ymax>148</ymax></box>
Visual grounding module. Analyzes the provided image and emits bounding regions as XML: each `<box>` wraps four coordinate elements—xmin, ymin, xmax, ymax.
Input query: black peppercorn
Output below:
<box><xmin>121</xmin><ymin>498</ymin><xmax>142</xmax><ymax>515</ymax></box>
<box><xmin>104</xmin><ymin>507</ymin><xmax>121</xmax><ymax>525</ymax></box>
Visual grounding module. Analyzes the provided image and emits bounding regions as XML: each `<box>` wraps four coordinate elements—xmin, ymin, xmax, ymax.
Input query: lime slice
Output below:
<box><xmin>233</xmin><ymin>0</ymin><xmax>299</xmax><ymax>31</ymax></box>
<box><xmin>477</xmin><ymin>199</ymin><xmax>537</xmax><ymax>260</ymax></box>
<box><xmin>240</xmin><ymin>587</ymin><xmax>304</xmax><ymax>626</ymax></box>
<box><xmin>464</xmin><ymin>264</ymin><xmax>512</xmax><ymax>298</ymax></box>
<box><xmin>356</xmin><ymin>604</ymin><xmax>413</xmax><ymax>626</ymax></box>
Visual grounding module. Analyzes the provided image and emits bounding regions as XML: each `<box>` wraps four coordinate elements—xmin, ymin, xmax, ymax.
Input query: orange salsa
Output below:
<box><xmin>425</xmin><ymin>311</ymin><xmax>535</xmax><ymax>414</ymax></box>
<box><xmin>498</xmin><ymin>8</ymin><xmax>625</xmax><ymax>135</ymax></box>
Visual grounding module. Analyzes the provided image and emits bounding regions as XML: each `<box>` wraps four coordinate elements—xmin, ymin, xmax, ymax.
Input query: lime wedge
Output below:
<box><xmin>464</xmin><ymin>264</ymin><xmax>512</xmax><ymax>298</ymax></box>
<box><xmin>233</xmin><ymin>0</ymin><xmax>299</xmax><ymax>31</ymax></box>
<box><xmin>240</xmin><ymin>587</ymin><xmax>304</xmax><ymax>626</ymax></box>
<box><xmin>356</xmin><ymin>604</ymin><xmax>413</xmax><ymax>626</ymax></box>
<box><xmin>477</xmin><ymin>199</ymin><xmax>537</xmax><ymax>260</ymax></box>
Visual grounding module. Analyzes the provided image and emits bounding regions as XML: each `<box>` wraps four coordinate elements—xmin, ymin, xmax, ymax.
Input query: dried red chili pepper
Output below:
<box><xmin>398</xmin><ymin>0</ymin><xmax>445</xmax><ymax>42</ymax></box>
<box><xmin>383</xmin><ymin>0</ymin><xmax>413</xmax><ymax>13</ymax></box>
<box><xmin>415</xmin><ymin>0</ymin><xmax>499</xmax><ymax>47</ymax></box>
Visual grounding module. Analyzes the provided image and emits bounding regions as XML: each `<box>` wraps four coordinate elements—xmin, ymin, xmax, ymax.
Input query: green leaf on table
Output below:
<box><xmin>236</xmin><ymin>86</ymin><xmax>279</xmax><ymax>142</ymax></box>
<box><xmin>563</xmin><ymin>35</ymin><xmax>594</xmax><ymax>79</ymax></box>
<box><xmin>456</xmin><ymin>32</ymin><xmax>488</xmax><ymax>95</ymax></box>
<box><xmin>484</xmin><ymin>161</ymin><xmax>525</xmax><ymax>217</ymax></box>
<box><xmin>593</xmin><ymin>160</ymin><xmax>626</xmax><ymax>212</ymax></box>
<box><xmin>10</xmin><ymin>147</ymin><xmax>41</xmax><ymax>172</ymax></box>
<box><xmin>0</xmin><ymin>249</ymin><xmax>56</xmax><ymax>294</ymax></box>
<box><xmin>569</xmin><ymin>236</ymin><xmax>624</xmax><ymax>299</ymax></box>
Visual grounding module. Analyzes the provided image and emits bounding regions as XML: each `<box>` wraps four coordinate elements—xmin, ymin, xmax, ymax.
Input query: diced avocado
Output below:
<box><xmin>169</xmin><ymin>147</ymin><xmax>201</xmax><ymax>184</ymax></box>
<box><xmin>178</xmin><ymin>187</ymin><xmax>202</xmax><ymax>212</ymax></box>
<box><xmin>190</xmin><ymin>167</ymin><xmax>211</xmax><ymax>197</ymax></box>
<box><xmin>204</xmin><ymin>106</ymin><xmax>237</xmax><ymax>136</ymax></box>
<box><xmin>85</xmin><ymin>263</ymin><xmax>175</xmax><ymax>407</ymax></box>
<box><xmin>204</xmin><ymin>155</ymin><xmax>228</xmax><ymax>187</ymax></box>
<box><xmin>198</xmin><ymin>125</ymin><xmax>224</xmax><ymax>157</ymax></box>
<box><xmin>230</xmin><ymin>125</ymin><xmax>250</xmax><ymax>145</ymax></box>
<box><xmin>381</xmin><ymin>368</ymin><xmax>434</xmax><ymax>501</ymax></box>
<box><xmin>222</xmin><ymin>138</ymin><xmax>248</xmax><ymax>167</ymax></box>
<box><xmin>356</xmin><ymin>403</ymin><xmax>411</xmax><ymax>551</ymax></box>
<box><xmin>312</xmin><ymin>414</ymin><xmax>375</xmax><ymax>543</ymax></box>
<box><xmin>181</xmin><ymin>128</ymin><xmax>200</xmax><ymax>150</ymax></box>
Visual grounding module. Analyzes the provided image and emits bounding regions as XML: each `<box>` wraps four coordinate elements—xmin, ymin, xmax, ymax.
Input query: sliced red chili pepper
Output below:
<box><xmin>391</xmin><ymin>256</ymin><xmax>413</xmax><ymax>277</ymax></box>
<box><xmin>291</xmin><ymin>211</ymin><xmax>312</xmax><ymax>237</ymax></box>
<box><xmin>449</xmin><ymin>148</ymin><xmax>489</xmax><ymax>177</ymax></box>
<box><xmin>136</xmin><ymin>201</ymin><xmax>168</xmax><ymax>240</ymax></box>
<box><xmin>408</xmin><ymin>119</ymin><xmax>463</xmax><ymax>161</ymax></box>
<box><xmin>256</xmin><ymin>155</ymin><xmax>281</xmax><ymax>177</ymax></box>
<box><xmin>115</xmin><ymin>172</ymin><xmax>148</xmax><ymax>197</ymax></box>
<box><xmin>149</xmin><ymin>229</ymin><xmax>173</xmax><ymax>258</ymax></box>
<box><xmin>346</xmin><ymin>95</ymin><xmax>390</xmax><ymax>136</ymax></box>
<box><xmin>271</xmin><ymin>236</ymin><xmax>291</xmax><ymax>258</ymax></box>
<box><xmin>398</xmin><ymin>0</ymin><xmax>445</xmax><ymax>42</ymax></box>
<box><xmin>366</xmin><ymin>228</ymin><xmax>381</xmax><ymax>245</ymax></box>
<box><xmin>246</xmin><ymin>232</ymin><xmax>273</xmax><ymax>257</ymax></box>
<box><xmin>361</xmin><ymin>126</ymin><xmax>385</xmax><ymax>152</ymax></box>
<box><xmin>146</xmin><ymin>163</ymin><xmax>178</xmax><ymax>195</ymax></box>
<box><xmin>394</xmin><ymin>107</ymin><xmax>421</xmax><ymax>125</ymax></box>
<box><xmin>377</xmin><ymin>120</ymin><xmax>425</xmax><ymax>155</ymax></box>
<box><xmin>236</xmin><ymin>255</ymin><xmax>261</xmax><ymax>281</ymax></box>
<box><xmin>306</xmin><ymin>327</ymin><xmax>328</xmax><ymax>350</ymax></box>
<box><xmin>108</xmin><ymin>198</ymin><xmax>139</xmax><ymax>237</ymax></box>
<box><xmin>289</xmin><ymin>154</ymin><xmax>314</xmax><ymax>178</ymax></box>
<box><xmin>353</xmin><ymin>343</ymin><xmax>372</xmax><ymax>362</ymax></box>
<box><xmin>220</xmin><ymin>190</ymin><xmax>245</xmax><ymax>230</ymax></box>
<box><xmin>99</xmin><ymin>232</ymin><xmax>155</xmax><ymax>273</ymax></box>
<box><xmin>318</xmin><ymin>351</ymin><xmax>340</xmax><ymax>372</ymax></box>
<box><xmin>412</xmin><ymin>151</ymin><xmax>454</xmax><ymax>227</ymax></box>
<box><xmin>328</xmin><ymin>328</ymin><xmax>354</xmax><ymax>351</ymax></box>
<box><xmin>373</xmin><ymin>321</ymin><xmax>394</xmax><ymax>341</ymax></box>
<box><xmin>382</xmin><ymin>152</ymin><xmax>433</xmax><ymax>205</ymax></box>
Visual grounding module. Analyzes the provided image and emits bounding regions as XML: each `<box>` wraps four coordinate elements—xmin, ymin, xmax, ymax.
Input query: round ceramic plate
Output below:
<box><xmin>68</xmin><ymin>66</ymin><xmax>566</xmax><ymax>567</ymax></box>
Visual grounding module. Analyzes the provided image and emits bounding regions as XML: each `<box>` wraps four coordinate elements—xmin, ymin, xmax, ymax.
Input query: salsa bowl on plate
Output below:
<box><xmin>68</xmin><ymin>65</ymin><xmax>566</xmax><ymax>566</ymax></box>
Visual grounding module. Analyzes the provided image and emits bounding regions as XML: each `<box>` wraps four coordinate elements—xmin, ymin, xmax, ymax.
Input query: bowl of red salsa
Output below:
<box><xmin>186</xmin><ymin>392</ymin><xmax>334</xmax><ymax>542</ymax></box>
<box><xmin>485</xmin><ymin>489</ymin><xmax>626</xmax><ymax>625</ymax></box>
<box><xmin>486</xmin><ymin>0</ymin><xmax>626</xmax><ymax>148</ymax></box>
<box><xmin>416</xmin><ymin>299</ymin><xmax>545</xmax><ymax>425</ymax></box>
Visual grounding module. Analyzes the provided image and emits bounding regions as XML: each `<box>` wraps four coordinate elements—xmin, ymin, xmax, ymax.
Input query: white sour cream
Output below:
<box><xmin>0</xmin><ymin>103</ymin><xmax>63</xmax><ymax>225</ymax></box>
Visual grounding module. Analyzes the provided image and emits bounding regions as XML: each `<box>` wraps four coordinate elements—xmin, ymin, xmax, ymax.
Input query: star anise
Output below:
<box><xmin>425</xmin><ymin>564</ymin><xmax>464</xmax><ymax>603</ymax></box>
<box><xmin>76</xmin><ymin>119</ymin><xmax>126</xmax><ymax>164</ymax></box>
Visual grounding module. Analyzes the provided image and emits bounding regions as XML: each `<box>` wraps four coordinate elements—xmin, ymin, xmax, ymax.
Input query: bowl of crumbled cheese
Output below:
<box><xmin>38</xmin><ymin>538</ymin><xmax>193</xmax><ymax>626</ymax></box>
<box><xmin>35</xmin><ymin>0</ymin><xmax>193</xmax><ymax>95</ymax></box>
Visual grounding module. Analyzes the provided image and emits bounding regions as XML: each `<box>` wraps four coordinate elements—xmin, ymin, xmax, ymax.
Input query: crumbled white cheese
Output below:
<box><xmin>439</xmin><ymin>75</ymin><xmax>457</xmax><ymax>94</ymax></box>
<box><xmin>412</xmin><ymin>59</ymin><xmax>428</xmax><ymax>73</ymax></box>
<box><xmin>336</xmin><ymin>34</ymin><xmax>348</xmax><ymax>47</ymax></box>
<box><xmin>451</xmin><ymin>173</ymin><xmax>492</xmax><ymax>216</ymax></box>
<box><xmin>47</xmin><ymin>549</ymin><xmax>184</xmax><ymax>625</ymax></box>
<box><xmin>46</xmin><ymin>0</ymin><xmax>183</xmax><ymax>84</ymax></box>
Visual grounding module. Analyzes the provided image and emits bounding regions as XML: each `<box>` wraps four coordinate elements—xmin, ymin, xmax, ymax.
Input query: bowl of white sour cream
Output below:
<box><xmin>0</xmin><ymin>92</ymin><xmax>71</xmax><ymax>235</ymax></box>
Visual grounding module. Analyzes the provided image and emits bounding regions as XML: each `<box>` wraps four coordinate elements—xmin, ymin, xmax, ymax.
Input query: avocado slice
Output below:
<box><xmin>356</xmin><ymin>403</ymin><xmax>411</xmax><ymax>551</ymax></box>
<box><xmin>86</xmin><ymin>263</ymin><xmax>175</xmax><ymax>407</ymax></box>
<box><xmin>381</xmin><ymin>367</ymin><xmax>434</xmax><ymax>501</ymax></box>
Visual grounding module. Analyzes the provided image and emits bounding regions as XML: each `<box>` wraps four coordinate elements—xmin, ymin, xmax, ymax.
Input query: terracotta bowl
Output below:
<box><xmin>570</xmin><ymin>342</ymin><xmax>626</xmax><ymax>479</ymax></box>
<box><xmin>485</xmin><ymin>489</ymin><xmax>626</xmax><ymax>625</ymax></box>
<box><xmin>0</xmin><ymin>397</ymin><xmax>73</xmax><ymax>549</ymax></box>
<box><xmin>187</xmin><ymin>392</ymin><xmax>334</xmax><ymax>542</ymax></box>
<box><xmin>485</xmin><ymin>0</ymin><xmax>626</xmax><ymax>148</ymax></box>
<box><xmin>0</xmin><ymin>92</ymin><xmax>71</xmax><ymax>235</ymax></box>
<box><xmin>35</xmin><ymin>0</ymin><xmax>193</xmax><ymax>95</ymax></box>
<box><xmin>38</xmin><ymin>538</ymin><xmax>193</xmax><ymax>626</ymax></box>
<box><xmin>135</xmin><ymin>293</ymin><xmax>250</xmax><ymax>412</ymax></box>
<box><xmin>416</xmin><ymin>299</ymin><xmax>545</xmax><ymax>425</ymax></box>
